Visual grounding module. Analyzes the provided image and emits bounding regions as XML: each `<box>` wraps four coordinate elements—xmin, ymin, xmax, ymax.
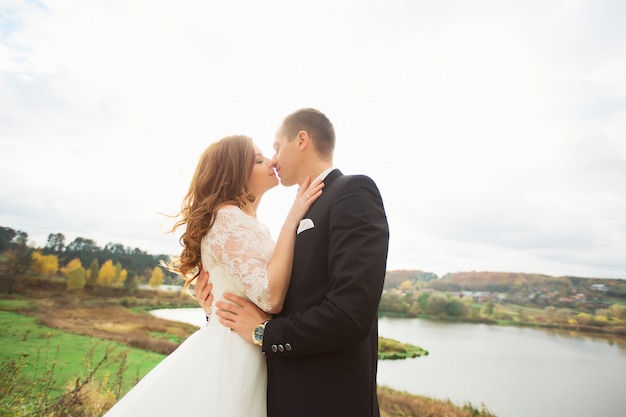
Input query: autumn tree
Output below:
<box><xmin>407</xmin><ymin>301</ymin><xmax>422</xmax><ymax>317</ymax></box>
<box><xmin>608</xmin><ymin>304</ymin><xmax>626</xmax><ymax>321</ymax></box>
<box><xmin>62</xmin><ymin>258</ymin><xmax>83</xmax><ymax>275</ymax></box>
<box><xmin>107</xmin><ymin>261</ymin><xmax>128</xmax><ymax>287</ymax></box>
<box><xmin>87</xmin><ymin>259</ymin><xmax>100</xmax><ymax>284</ymax></box>
<box><xmin>31</xmin><ymin>251</ymin><xmax>59</xmax><ymax>279</ymax></box>
<box><xmin>149</xmin><ymin>266</ymin><xmax>164</xmax><ymax>288</ymax></box>
<box><xmin>576</xmin><ymin>312</ymin><xmax>592</xmax><ymax>325</ymax></box>
<box><xmin>399</xmin><ymin>279</ymin><xmax>413</xmax><ymax>291</ymax></box>
<box><xmin>117</xmin><ymin>268</ymin><xmax>128</xmax><ymax>287</ymax></box>
<box><xmin>555</xmin><ymin>308</ymin><xmax>572</xmax><ymax>323</ymax></box>
<box><xmin>97</xmin><ymin>260</ymin><xmax>117</xmax><ymax>287</ymax></box>
<box><xmin>66</xmin><ymin>266</ymin><xmax>86</xmax><ymax>291</ymax></box>
<box><xmin>426</xmin><ymin>293</ymin><xmax>448</xmax><ymax>316</ymax></box>
<box><xmin>544</xmin><ymin>306</ymin><xmax>556</xmax><ymax>317</ymax></box>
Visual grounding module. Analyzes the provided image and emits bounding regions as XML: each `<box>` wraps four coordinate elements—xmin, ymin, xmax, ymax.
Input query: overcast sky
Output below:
<box><xmin>1</xmin><ymin>0</ymin><xmax>625</xmax><ymax>279</ymax></box>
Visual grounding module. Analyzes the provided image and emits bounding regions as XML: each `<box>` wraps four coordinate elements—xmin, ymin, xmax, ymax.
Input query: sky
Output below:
<box><xmin>1</xmin><ymin>0</ymin><xmax>625</xmax><ymax>279</ymax></box>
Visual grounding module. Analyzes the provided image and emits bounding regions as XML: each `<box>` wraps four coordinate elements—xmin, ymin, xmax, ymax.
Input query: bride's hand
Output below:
<box><xmin>195</xmin><ymin>269</ymin><xmax>214</xmax><ymax>315</ymax></box>
<box><xmin>285</xmin><ymin>175</ymin><xmax>324</xmax><ymax>226</ymax></box>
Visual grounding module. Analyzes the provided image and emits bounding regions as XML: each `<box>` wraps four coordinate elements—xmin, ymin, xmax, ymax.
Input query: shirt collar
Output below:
<box><xmin>315</xmin><ymin>167</ymin><xmax>336</xmax><ymax>182</ymax></box>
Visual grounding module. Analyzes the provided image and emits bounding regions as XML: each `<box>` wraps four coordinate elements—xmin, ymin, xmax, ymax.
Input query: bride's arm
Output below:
<box><xmin>264</xmin><ymin>176</ymin><xmax>323</xmax><ymax>313</ymax></box>
<box><xmin>208</xmin><ymin>177</ymin><xmax>323</xmax><ymax>314</ymax></box>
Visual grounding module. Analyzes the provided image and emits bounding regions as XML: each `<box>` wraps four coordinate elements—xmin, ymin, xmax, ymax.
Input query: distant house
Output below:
<box><xmin>461</xmin><ymin>291</ymin><xmax>490</xmax><ymax>302</ymax></box>
<box><xmin>590</xmin><ymin>284</ymin><xmax>608</xmax><ymax>293</ymax></box>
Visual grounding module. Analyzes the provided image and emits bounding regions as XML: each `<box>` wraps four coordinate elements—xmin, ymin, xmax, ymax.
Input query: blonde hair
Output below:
<box><xmin>167</xmin><ymin>135</ymin><xmax>256</xmax><ymax>289</ymax></box>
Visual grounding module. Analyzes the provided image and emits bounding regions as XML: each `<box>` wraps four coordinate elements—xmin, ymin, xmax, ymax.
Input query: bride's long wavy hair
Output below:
<box><xmin>167</xmin><ymin>135</ymin><xmax>257</xmax><ymax>289</ymax></box>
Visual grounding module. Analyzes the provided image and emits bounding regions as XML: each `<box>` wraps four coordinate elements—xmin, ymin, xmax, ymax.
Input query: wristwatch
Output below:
<box><xmin>252</xmin><ymin>321</ymin><xmax>269</xmax><ymax>346</ymax></box>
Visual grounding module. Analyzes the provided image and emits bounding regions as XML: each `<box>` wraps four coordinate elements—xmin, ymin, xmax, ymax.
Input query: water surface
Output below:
<box><xmin>150</xmin><ymin>309</ymin><xmax>626</xmax><ymax>417</ymax></box>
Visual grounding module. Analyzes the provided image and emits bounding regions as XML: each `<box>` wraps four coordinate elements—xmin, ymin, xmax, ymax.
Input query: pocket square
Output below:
<box><xmin>297</xmin><ymin>218</ymin><xmax>315</xmax><ymax>235</ymax></box>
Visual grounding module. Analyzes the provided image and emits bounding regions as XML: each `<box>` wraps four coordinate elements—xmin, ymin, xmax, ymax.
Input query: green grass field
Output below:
<box><xmin>0</xmin><ymin>309</ymin><xmax>165</xmax><ymax>398</ymax></box>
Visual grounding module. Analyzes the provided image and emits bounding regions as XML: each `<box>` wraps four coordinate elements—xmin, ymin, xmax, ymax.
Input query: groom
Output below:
<box><xmin>196</xmin><ymin>108</ymin><xmax>389</xmax><ymax>417</ymax></box>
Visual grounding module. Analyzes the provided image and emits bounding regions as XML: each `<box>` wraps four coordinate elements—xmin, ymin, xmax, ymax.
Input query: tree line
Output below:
<box><xmin>378</xmin><ymin>270</ymin><xmax>626</xmax><ymax>334</ymax></box>
<box><xmin>0</xmin><ymin>226</ymin><xmax>179</xmax><ymax>294</ymax></box>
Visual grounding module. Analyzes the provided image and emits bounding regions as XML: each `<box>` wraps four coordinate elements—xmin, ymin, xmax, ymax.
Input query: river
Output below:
<box><xmin>150</xmin><ymin>309</ymin><xmax>626</xmax><ymax>417</ymax></box>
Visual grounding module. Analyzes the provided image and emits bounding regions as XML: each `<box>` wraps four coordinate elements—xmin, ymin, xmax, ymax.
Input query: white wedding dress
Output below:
<box><xmin>104</xmin><ymin>205</ymin><xmax>274</xmax><ymax>417</ymax></box>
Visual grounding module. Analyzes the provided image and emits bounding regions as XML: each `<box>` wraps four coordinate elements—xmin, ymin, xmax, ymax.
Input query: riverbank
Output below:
<box><xmin>379</xmin><ymin>306</ymin><xmax>626</xmax><ymax>341</ymax></box>
<box><xmin>0</xmin><ymin>283</ymin><xmax>497</xmax><ymax>417</ymax></box>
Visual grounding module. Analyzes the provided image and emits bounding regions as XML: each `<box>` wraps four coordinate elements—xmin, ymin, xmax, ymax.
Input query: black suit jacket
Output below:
<box><xmin>262</xmin><ymin>169</ymin><xmax>389</xmax><ymax>417</ymax></box>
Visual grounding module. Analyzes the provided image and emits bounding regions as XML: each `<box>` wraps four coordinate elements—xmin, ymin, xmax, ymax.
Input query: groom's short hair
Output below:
<box><xmin>281</xmin><ymin>108</ymin><xmax>335</xmax><ymax>159</ymax></box>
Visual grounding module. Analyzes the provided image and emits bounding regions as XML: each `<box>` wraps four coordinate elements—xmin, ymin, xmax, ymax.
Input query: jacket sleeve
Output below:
<box><xmin>263</xmin><ymin>175</ymin><xmax>389</xmax><ymax>356</ymax></box>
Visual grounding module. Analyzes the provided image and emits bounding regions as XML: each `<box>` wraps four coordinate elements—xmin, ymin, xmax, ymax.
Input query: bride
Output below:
<box><xmin>103</xmin><ymin>135</ymin><xmax>323</xmax><ymax>417</ymax></box>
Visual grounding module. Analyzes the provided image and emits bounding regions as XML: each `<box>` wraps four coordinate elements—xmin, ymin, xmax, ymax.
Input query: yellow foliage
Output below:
<box><xmin>31</xmin><ymin>251</ymin><xmax>59</xmax><ymax>276</ymax></box>
<box><xmin>98</xmin><ymin>260</ymin><xmax>117</xmax><ymax>287</ymax></box>
<box><xmin>576</xmin><ymin>312</ymin><xmax>592</xmax><ymax>324</ymax></box>
<box><xmin>66</xmin><ymin>267</ymin><xmax>86</xmax><ymax>291</ymax></box>
<box><xmin>399</xmin><ymin>279</ymin><xmax>413</xmax><ymax>291</ymax></box>
<box><xmin>62</xmin><ymin>258</ymin><xmax>83</xmax><ymax>276</ymax></box>
<box><xmin>609</xmin><ymin>304</ymin><xmax>626</xmax><ymax>320</ymax></box>
<box><xmin>116</xmin><ymin>269</ymin><xmax>128</xmax><ymax>287</ymax></box>
<box><xmin>149</xmin><ymin>266</ymin><xmax>164</xmax><ymax>288</ymax></box>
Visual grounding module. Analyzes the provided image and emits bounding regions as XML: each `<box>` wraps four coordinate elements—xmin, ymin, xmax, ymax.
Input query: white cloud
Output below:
<box><xmin>1</xmin><ymin>0</ymin><xmax>625</xmax><ymax>279</ymax></box>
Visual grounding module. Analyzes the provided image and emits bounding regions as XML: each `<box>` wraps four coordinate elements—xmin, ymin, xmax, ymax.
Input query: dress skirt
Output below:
<box><xmin>104</xmin><ymin>323</ymin><xmax>267</xmax><ymax>417</ymax></box>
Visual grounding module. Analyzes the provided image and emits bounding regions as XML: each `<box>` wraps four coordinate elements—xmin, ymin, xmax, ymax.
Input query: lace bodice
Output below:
<box><xmin>201</xmin><ymin>205</ymin><xmax>275</xmax><ymax>318</ymax></box>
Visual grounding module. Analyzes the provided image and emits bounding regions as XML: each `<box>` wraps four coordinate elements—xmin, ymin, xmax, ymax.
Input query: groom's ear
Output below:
<box><xmin>297</xmin><ymin>130</ymin><xmax>311</xmax><ymax>151</ymax></box>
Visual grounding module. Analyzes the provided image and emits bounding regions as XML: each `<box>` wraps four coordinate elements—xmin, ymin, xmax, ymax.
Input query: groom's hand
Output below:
<box><xmin>216</xmin><ymin>293</ymin><xmax>271</xmax><ymax>344</ymax></box>
<box><xmin>194</xmin><ymin>269</ymin><xmax>213</xmax><ymax>316</ymax></box>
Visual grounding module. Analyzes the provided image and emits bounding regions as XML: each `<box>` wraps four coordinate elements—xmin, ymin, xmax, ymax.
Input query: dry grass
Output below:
<box><xmin>9</xmin><ymin>282</ymin><xmax>199</xmax><ymax>355</ymax></box>
<box><xmin>378</xmin><ymin>386</ymin><xmax>496</xmax><ymax>417</ymax></box>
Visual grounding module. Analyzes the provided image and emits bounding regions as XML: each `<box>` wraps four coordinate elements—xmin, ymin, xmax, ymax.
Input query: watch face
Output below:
<box><xmin>254</xmin><ymin>325</ymin><xmax>264</xmax><ymax>342</ymax></box>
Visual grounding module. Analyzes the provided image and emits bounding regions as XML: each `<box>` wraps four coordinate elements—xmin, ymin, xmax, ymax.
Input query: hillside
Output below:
<box><xmin>386</xmin><ymin>269</ymin><xmax>626</xmax><ymax>296</ymax></box>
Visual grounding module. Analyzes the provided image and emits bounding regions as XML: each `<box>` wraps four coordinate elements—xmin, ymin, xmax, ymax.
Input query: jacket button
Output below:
<box><xmin>271</xmin><ymin>344</ymin><xmax>278</xmax><ymax>352</ymax></box>
<box><xmin>278</xmin><ymin>344</ymin><xmax>284</xmax><ymax>352</ymax></box>
<box><xmin>285</xmin><ymin>343</ymin><xmax>292</xmax><ymax>351</ymax></box>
